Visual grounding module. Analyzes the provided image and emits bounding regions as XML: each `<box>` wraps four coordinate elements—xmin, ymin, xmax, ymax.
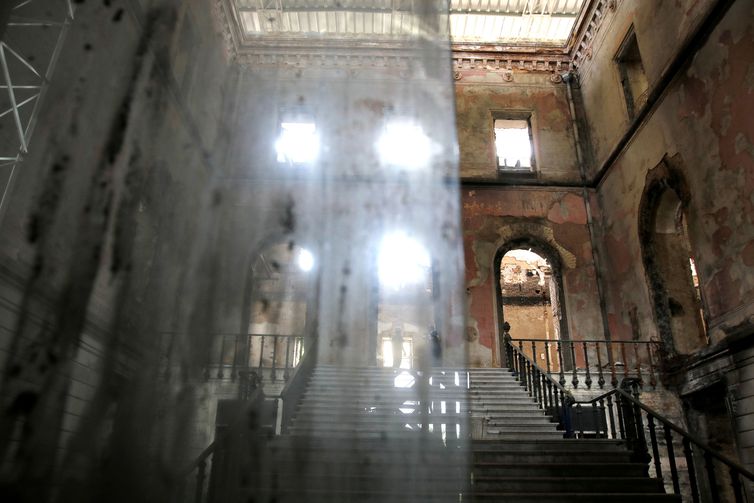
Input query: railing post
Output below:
<box><xmin>608</xmin><ymin>341</ymin><xmax>618</xmax><ymax>388</ymax></box>
<box><xmin>730</xmin><ymin>467</ymin><xmax>744</xmax><ymax>503</ymax></box>
<box><xmin>606</xmin><ymin>394</ymin><xmax>617</xmax><ymax>438</ymax></box>
<box><xmin>596</xmin><ymin>342</ymin><xmax>605</xmax><ymax>389</ymax></box>
<box><xmin>271</xmin><ymin>336</ymin><xmax>278</xmax><ymax>382</ymax></box>
<box><xmin>557</xmin><ymin>340</ymin><xmax>566</xmax><ymax>387</ymax></box>
<box><xmin>664</xmin><ymin>424</ymin><xmax>681</xmax><ymax>495</ymax></box>
<box><xmin>284</xmin><ymin>336</ymin><xmax>292</xmax><ymax>381</ymax></box>
<box><xmin>647</xmin><ymin>416</ymin><xmax>663</xmax><ymax>480</ymax></box>
<box><xmin>544</xmin><ymin>340</ymin><xmax>551</xmax><ymax>374</ymax></box>
<box><xmin>194</xmin><ymin>459</ymin><xmax>206</xmax><ymax>503</ymax></box>
<box><xmin>570</xmin><ymin>341</ymin><xmax>579</xmax><ymax>388</ymax></box>
<box><xmin>583</xmin><ymin>342</ymin><xmax>592</xmax><ymax>389</ymax></box>
<box><xmin>647</xmin><ymin>342</ymin><xmax>658</xmax><ymax>389</ymax></box>
<box><xmin>684</xmin><ymin>438</ymin><xmax>701</xmax><ymax>503</ymax></box>
<box><xmin>704</xmin><ymin>451</ymin><xmax>720</xmax><ymax>503</ymax></box>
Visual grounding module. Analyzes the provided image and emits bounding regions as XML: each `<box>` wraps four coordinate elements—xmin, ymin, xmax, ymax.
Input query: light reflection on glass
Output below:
<box><xmin>275</xmin><ymin>121</ymin><xmax>320</xmax><ymax>164</ymax></box>
<box><xmin>297</xmin><ymin>248</ymin><xmax>314</xmax><ymax>272</ymax></box>
<box><xmin>394</xmin><ymin>371</ymin><xmax>415</xmax><ymax>388</ymax></box>
<box><xmin>375</xmin><ymin>119</ymin><xmax>434</xmax><ymax>170</ymax></box>
<box><xmin>377</xmin><ymin>231</ymin><xmax>431</xmax><ymax>289</ymax></box>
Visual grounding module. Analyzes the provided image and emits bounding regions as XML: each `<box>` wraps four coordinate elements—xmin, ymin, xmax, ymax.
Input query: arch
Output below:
<box><xmin>493</xmin><ymin>236</ymin><xmax>571</xmax><ymax>367</ymax></box>
<box><xmin>638</xmin><ymin>156</ymin><xmax>707</xmax><ymax>357</ymax></box>
<box><xmin>232</xmin><ymin>236</ymin><xmax>320</xmax><ymax>379</ymax></box>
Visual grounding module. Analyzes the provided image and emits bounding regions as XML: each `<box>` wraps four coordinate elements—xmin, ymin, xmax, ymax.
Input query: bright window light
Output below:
<box><xmin>275</xmin><ymin>121</ymin><xmax>320</xmax><ymax>164</ymax></box>
<box><xmin>375</xmin><ymin>120</ymin><xmax>434</xmax><ymax>170</ymax></box>
<box><xmin>297</xmin><ymin>248</ymin><xmax>314</xmax><ymax>272</ymax></box>
<box><xmin>377</xmin><ymin>231</ymin><xmax>431</xmax><ymax>289</ymax></box>
<box><xmin>494</xmin><ymin>119</ymin><xmax>532</xmax><ymax>170</ymax></box>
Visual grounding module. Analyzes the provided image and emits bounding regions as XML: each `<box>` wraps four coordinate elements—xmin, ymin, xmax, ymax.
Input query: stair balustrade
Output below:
<box><xmin>572</xmin><ymin>381</ymin><xmax>754</xmax><ymax>502</ymax></box>
<box><xmin>504</xmin><ymin>333</ymin><xmax>575</xmax><ymax>436</ymax></box>
<box><xmin>161</xmin><ymin>331</ymin><xmax>306</xmax><ymax>383</ymax></box>
<box><xmin>509</xmin><ymin>335</ymin><xmax>661</xmax><ymax>389</ymax></box>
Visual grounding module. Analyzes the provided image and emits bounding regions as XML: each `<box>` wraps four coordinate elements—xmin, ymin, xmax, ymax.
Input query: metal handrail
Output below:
<box><xmin>508</xmin><ymin>336</ymin><xmax>661</xmax><ymax>389</ymax></box>
<box><xmin>572</xmin><ymin>383</ymin><xmax>752</xmax><ymax>502</ymax></box>
<box><xmin>505</xmin><ymin>334</ymin><xmax>574</xmax><ymax>435</ymax></box>
<box><xmin>578</xmin><ymin>387</ymin><xmax>754</xmax><ymax>481</ymax></box>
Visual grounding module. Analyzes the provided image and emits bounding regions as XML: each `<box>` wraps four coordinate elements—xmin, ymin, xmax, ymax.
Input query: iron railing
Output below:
<box><xmin>209</xmin><ymin>332</ymin><xmax>305</xmax><ymax>383</ymax></box>
<box><xmin>510</xmin><ymin>336</ymin><xmax>661</xmax><ymax>389</ymax></box>
<box><xmin>505</xmin><ymin>333</ymin><xmax>574</xmax><ymax>434</ymax></box>
<box><xmin>573</xmin><ymin>381</ymin><xmax>754</xmax><ymax>502</ymax></box>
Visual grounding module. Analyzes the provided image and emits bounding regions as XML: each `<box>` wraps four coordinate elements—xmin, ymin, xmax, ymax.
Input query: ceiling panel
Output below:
<box><xmin>230</xmin><ymin>0</ymin><xmax>586</xmax><ymax>45</ymax></box>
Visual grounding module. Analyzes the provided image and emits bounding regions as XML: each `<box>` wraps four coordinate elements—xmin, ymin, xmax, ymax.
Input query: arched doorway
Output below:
<box><xmin>494</xmin><ymin>238</ymin><xmax>570</xmax><ymax>370</ymax></box>
<box><xmin>232</xmin><ymin>241</ymin><xmax>318</xmax><ymax>383</ymax></box>
<box><xmin>639</xmin><ymin>164</ymin><xmax>708</xmax><ymax>356</ymax></box>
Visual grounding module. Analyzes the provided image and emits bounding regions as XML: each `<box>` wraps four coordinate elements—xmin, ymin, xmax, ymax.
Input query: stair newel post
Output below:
<box><xmin>595</xmin><ymin>343</ymin><xmax>605</xmax><ymax>389</ymax></box>
<box><xmin>569</xmin><ymin>341</ymin><xmax>579</xmax><ymax>388</ymax></box>
<box><xmin>582</xmin><ymin>342</ymin><xmax>592</xmax><ymax>389</ymax></box>
<box><xmin>563</xmin><ymin>392</ymin><xmax>574</xmax><ymax>438</ymax></box>
<box><xmin>283</xmin><ymin>336</ymin><xmax>292</xmax><ymax>381</ymax></box>
<box><xmin>596</xmin><ymin>398</ymin><xmax>605</xmax><ymax>437</ymax></box>
<box><xmin>607</xmin><ymin>395</ymin><xmax>618</xmax><ymax>438</ymax></box>
<box><xmin>664</xmin><ymin>424</ymin><xmax>681</xmax><ymax>495</ymax></box>
<box><xmin>608</xmin><ymin>340</ymin><xmax>618</xmax><ymax>388</ymax></box>
<box><xmin>557</xmin><ymin>340</ymin><xmax>566</xmax><ymax>387</ymax></box>
<box><xmin>231</xmin><ymin>334</ymin><xmax>240</xmax><ymax>381</ymax></box>
<box><xmin>704</xmin><ymin>451</ymin><xmax>720</xmax><ymax>503</ymax></box>
<box><xmin>526</xmin><ymin>359</ymin><xmax>533</xmax><ymax>395</ymax></box>
<box><xmin>730</xmin><ymin>467</ymin><xmax>744</xmax><ymax>503</ymax></box>
<box><xmin>503</xmin><ymin>323</ymin><xmax>513</xmax><ymax>372</ymax></box>
<box><xmin>271</xmin><ymin>336</ymin><xmax>278</xmax><ymax>382</ymax></box>
<box><xmin>544</xmin><ymin>340</ymin><xmax>551</xmax><ymax>374</ymax></box>
<box><xmin>546</xmin><ymin>378</ymin><xmax>553</xmax><ymax>412</ymax></box>
<box><xmin>217</xmin><ymin>336</ymin><xmax>227</xmax><ymax>379</ymax></box>
<box><xmin>684</xmin><ymin>438</ymin><xmax>701</xmax><ymax>503</ymax></box>
<box><xmin>615</xmin><ymin>392</ymin><xmax>627</xmax><ymax>440</ymax></box>
<box><xmin>647</xmin><ymin>416</ymin><xmax>663</xmax><ymax>479</ymax></box>
<box><xmin>194</xmin><ymin>459</ymin><xmax>206</xmax><ymax>503</ymax></box>
<box><xmin>575</xmin><ymin>403</ymin><xmax>584</xmax><ymax>437</ymax></box>
<box><xmin>633</xmin><ymin>343</ymin><xmax>643</xmax><ymax>387</ymax></box>
<box><xmin>647</xmin><ymin>342</ymin><xmax>658</xmax><ymax>389</ymax></box>
<box><xmin>258</xmin><ymin>336</ymin><xmax>265</xmax><ymax>371</ymax></box>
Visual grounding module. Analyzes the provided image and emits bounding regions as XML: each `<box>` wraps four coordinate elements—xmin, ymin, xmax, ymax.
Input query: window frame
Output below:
<box><xmin>615</xmin><ymin>26</ymin><xmax>648</xmax><ymax>120</ymax></box>
<box><xmin>491</xmin><ymin>110</ymin><xmax>537</xmax><ymax>176</ymax></box>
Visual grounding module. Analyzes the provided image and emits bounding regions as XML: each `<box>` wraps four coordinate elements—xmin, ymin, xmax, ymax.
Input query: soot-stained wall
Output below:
<box><xmin>455</xmin><ymin>72</ymin><xmax>582</xmax><ymax>184</ymax></box>
<box><xmin>461</xmin><ymin>186</ymin><xmax>603</xmax><ymax>367</ymax></box>
<box><xmin>580</xmin><ymin>0</ymin><xmax>754</xmax><ymax>347</ymax></box>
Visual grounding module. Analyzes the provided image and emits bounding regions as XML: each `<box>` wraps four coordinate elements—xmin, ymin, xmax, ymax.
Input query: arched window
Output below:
<box><xmin>639</xmin><ymin>162</ymin><xmax>708</xmax><ymax>356</ymax></box>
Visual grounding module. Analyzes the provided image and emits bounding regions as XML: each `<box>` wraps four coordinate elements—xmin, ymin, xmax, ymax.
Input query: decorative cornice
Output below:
<box><xmin>569</xmin><ymin>0</ymin><xmax>618</xmax><ymax>70</ymax></box>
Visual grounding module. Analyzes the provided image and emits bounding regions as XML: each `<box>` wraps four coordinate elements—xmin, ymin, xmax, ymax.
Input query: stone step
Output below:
<box><xmin>483</xmin><ymin>430</ymin><xmax>565</xmax><ymax>440</ymax></box>
<box><xmin>471</xmin><ymin>439</ymin><xmax>628</xmax><ymax>452</ymax></box>
<box><xmin>471</xmin><ymin>493</ymin><xmax>680</xmax><ymax>502</ymax></box>
<box><xmin>472</xmin><ymin>477</ymin><xmax>664</xmax><ymax>493</ymax></box>
<box><xmin>472</xmin><ymin>462</ymin><xmax>648</xmax><ymax>477</ymax></box>
<box><xmin>472</xmin><ymin>450</ymin><xmax>630</xmax><ymax>463</ymax></box>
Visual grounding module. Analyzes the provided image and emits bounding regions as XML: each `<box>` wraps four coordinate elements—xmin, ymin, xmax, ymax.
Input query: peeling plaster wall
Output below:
<box><xmin>578</xmin><ymin>0</ymin><xmax>717</xmax><ymax>173</ymax></box>
<box><xmin>582</xmin><ymin>0</ymin><xmax>754</xmax><ymax>347</ymax></box>
<box><xmin>462</xmin><ymin>186</ymin><xmax>603</xmax><ymax>367</ymax></box>
<box><xmin>455</xmin><ymin>71</ymin><xmax>581</xmax><ymax>183</ymax></box>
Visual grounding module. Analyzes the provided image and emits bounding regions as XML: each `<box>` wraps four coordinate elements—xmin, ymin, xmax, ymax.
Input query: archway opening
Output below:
<box><xmin>644</xmin><ymin>186</ymin><xmax>707</xmax><ymax>355</ymax></box>
<box><xmin>497</xmin><ymin>247</ymin><xmax>565</xmax><ymax>371</ymax></box>
<box><xmin>238</xmin><ymin>241</ymin><xmax>316</xmax><ymax>382</ymax></box>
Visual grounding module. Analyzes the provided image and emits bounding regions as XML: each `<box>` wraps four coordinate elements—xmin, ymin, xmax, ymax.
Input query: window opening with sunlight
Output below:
<box><xmin>494</xmin><ymin>118</ymin><xmax>533</xmax><ymax>171</ymax></box>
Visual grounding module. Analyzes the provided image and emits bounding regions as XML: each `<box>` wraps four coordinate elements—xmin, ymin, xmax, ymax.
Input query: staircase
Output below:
<box><xmin>237</xmin><ymin>365</ymin><xmax>679</xmax><ymax>502</ymax></box>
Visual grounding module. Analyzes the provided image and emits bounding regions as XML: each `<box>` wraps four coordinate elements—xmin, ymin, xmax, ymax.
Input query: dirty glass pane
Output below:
<box><xmin>0</xmin><ymin>0</ymin><xmax>466</xmax><ymax>501</ymax></box>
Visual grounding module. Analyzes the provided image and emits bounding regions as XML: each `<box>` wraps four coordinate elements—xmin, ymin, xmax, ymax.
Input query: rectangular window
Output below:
<box><xmin>494</xmin><ymin>117</ymin><xmax>534</xmax><ymax>172</ymax></box>
<box><xmin>616</xmin><ymin>28</ymin><xmax>649</xmax><ymax>119</ymax></box>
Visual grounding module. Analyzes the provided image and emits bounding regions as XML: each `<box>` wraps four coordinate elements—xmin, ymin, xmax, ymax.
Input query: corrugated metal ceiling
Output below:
<box><xmin>232</xmin><ymin>0</ymin><xmax>586</xmax><ymax>45</ymax></box>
